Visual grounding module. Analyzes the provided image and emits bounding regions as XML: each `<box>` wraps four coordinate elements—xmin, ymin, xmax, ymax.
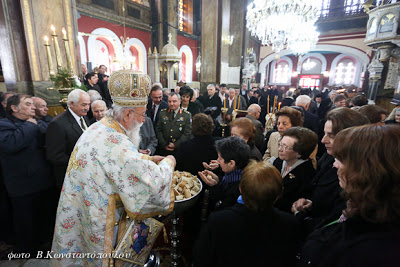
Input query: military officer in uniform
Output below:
<box><xmin>156</xmin><ymin>92</ymin><xmax>192</xmax><ymax>156</ymax></box>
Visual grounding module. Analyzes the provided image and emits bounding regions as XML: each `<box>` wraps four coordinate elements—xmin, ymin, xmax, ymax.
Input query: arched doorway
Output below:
<box><xmin>178</xmin><ymin>45</ymin><xmax>193</xmax><ymax>83</ymax></box>
<box><xmin>87</xmin><ymin>28</ymin><xmax>123</xmax><ymax>73</ymax></box>
<box><xmin>124</xmin><ymin>38</ymin><xmax>147</xmax><ymax>73</ymax></box>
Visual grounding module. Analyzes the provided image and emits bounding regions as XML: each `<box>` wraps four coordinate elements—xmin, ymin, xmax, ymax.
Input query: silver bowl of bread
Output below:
<box><xmin>172</xmin><ymin>171</ymin><xmax>203</xmax><ymax>214</ymax></box>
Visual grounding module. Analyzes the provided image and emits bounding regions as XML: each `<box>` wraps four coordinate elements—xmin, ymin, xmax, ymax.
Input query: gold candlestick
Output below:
<box><xmin>272</xmin><ymin>96</ymin><xmax>276</xmax><ymax>113</ymax></box>
<box><xmin>221</xmin><ymin>107</ymin><xmax>228</xmax><ymax>125</ymax></box>
<box><xmin>267</xmin><ymin>95</ymin><xmax>270</xmax><ymax>114</ymax></box>
<box><xmin>62</xmin><ymin>28</ymin><xmax>73</xmax><ymax>74</ymax></box>
<box><xmin>278</xmin><ymin>102</ymin><xmax>281</xmax><ymax>111</ymax></box>
<box><xmin>44</xmin><ymin>36</ymin><xmax>55</xmax><ymax>76</ymax></box>
<box><xmin>220</xmin><ymin>107</ymin><xmax>229</xmax><ymax>137</ymax></box>
<box><xmin>51</xmin><ymin>25</ymin><xmax>63</xmax><ymax>73</ymax></box>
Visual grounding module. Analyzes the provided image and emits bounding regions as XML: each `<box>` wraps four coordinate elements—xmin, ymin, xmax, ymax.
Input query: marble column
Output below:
<box><xmin>0</xmin><ymin>0</ymin><xmax>32</xmax><ymax>93</ymax></box>
<box><xmin>0</xmin><ymin>0</ymin><xmax>79</xmax><ymax>105</ymax></box>
<box><xmin>228</xmin><ymin>0</ymin><xmax>244</xmax><ymax>68</ymax></box>
<box><xmin>166</xmin><ymin>0</ymin><xmax>178</xmax><ymax>46</ymax></box>
<box><xmin>219</xmin><ymin>0</ymin><xmax>231</xmax><ymax>85</ymax></box>
<box><xmin>200</xmin><ymin>0</ymin><xmax>219</xmax><ymax>89</ymax></box>
<box><xmin>153</xmin><ymin>0</ymin><xmax>178</xmax><ymax>52</ymax></box>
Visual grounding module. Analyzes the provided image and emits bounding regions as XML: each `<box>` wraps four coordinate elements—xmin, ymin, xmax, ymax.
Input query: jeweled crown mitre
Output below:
<box><xmin>108</xmin><ymin>70</ymin><xmax>151</xmax><ymax>107</ymax></box>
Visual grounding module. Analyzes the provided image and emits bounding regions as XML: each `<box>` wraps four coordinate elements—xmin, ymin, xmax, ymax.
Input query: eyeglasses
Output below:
<box><xmin>278</xmin><ymin>142</ymin><xmax>293</xmax><ymax>151</ymax></box>
<box><xmin>132</xmin><ymin>110</ymin><xmax>146</xmax><ymax>118</ymax></box>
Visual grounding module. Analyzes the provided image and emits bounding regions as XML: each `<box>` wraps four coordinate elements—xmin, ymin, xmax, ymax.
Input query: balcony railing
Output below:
<box><xmin>318</xmin><ymin>0</ymin><xmax>395</xmax><ymax>19</ymax></box>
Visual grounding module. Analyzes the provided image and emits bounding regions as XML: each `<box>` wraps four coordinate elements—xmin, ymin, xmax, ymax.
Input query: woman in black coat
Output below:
<box><xmin>291</xmin><ymin>108</ymin><xmax>370</xmax><ymax>233</ymax></box>
<box><xmin>272</xmin><ymin>127</ymin><xmax>317</xmax><ymax>212</ymax></box>
<box><xmin>194</xmin><ymin>161</ymin><xmax>301</xmax><ymax>267</ymax></box>
<box><xmin>298</xmin><ymin>125</ymin><xmax>400</xmax><ymax>266</ymax></box>
<box><xmin>175</xmin><ymin>113</ymin><xmax>220</xmax><ymax>175</ymax></box>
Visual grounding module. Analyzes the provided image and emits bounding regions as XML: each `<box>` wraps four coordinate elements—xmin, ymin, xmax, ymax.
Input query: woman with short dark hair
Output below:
<box><xmin>299</xmin><ymin>125</ymin><xmax>400</xmax><ymax>266</ymax></box>
<box><xmin>198</xmin><ymin>136</ymin><xmax>250</xmax><ymax>211</ymax></box>
<box><xmin>179</xmin><ymin>86</ymin><xmax>202</xmax><ymax>116</ymax></box>
<box><xmin>273</xmin><ymin>127</ymin><xmax>318</xmax><ymax>212</ymax></box>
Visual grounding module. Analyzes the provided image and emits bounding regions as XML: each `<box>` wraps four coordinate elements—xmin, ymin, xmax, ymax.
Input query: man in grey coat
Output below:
<box><xmin>139</xmin><ymin>116</ymin><xmax>158</xmax><ymax>155</ymax></box>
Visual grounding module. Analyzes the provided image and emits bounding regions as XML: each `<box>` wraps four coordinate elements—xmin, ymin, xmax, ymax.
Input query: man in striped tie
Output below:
<box><xmin>46</xmin><ymin>89</ymin><xmax>91</xmax><ymax>191</ymax></box>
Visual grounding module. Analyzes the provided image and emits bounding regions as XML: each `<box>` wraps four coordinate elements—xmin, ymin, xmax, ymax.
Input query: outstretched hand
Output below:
<box><xmin>198</xmin><ymin>170</ymin><xmax>219</xmax><ymax>187</ymax></box>
<box><xmin>202</xmin><ymin>160</ymin><xmax>219</xmax><ymax>171</ymax></box>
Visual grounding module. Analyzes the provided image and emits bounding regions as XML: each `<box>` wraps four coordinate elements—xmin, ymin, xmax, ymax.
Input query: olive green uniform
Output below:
<box><xmin>155</xmin><ymin>108</ymin><xmax>192</xmax><ymax>155</ymax></box>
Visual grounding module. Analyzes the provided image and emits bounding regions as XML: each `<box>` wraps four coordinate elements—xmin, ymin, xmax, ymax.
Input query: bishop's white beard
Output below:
<box><xmin>126</xmin><ymin>121</ymin><xmax>143</xmax><ymax>149</ymax></box>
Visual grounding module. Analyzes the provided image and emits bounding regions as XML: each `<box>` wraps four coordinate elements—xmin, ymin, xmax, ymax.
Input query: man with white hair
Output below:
<box><xmin>51</xmin><ymin>71</ymin><xmax>176</xmax><ymax>267</ymax></box>
<box><xmin>295</xmin><ymin>94</ymin><xmax>320</xmax><ymax>135</ymax></box>
<box><xmin>46</xmin><ymin>89</ymin><xmax>91</xmax><ymax>189</ymax></box>
<box><xmin>90</xmin><ymin>99</ymin><xmax>107</xmax><ymax>124</ymax></box>
<box><xmin>246</xmin><ymin>104</ymin><xmax>264</xmax><ymax>150</ymax></box>
<box><xmin>86</xmin><ymin>90</ymin><xmax>102</xmax><ymax>121</ymax></box>
<box><xmin>87</xmin><ymin>89</ymin><xmax>102</xmax><ymax>103</ymax></box>
<box><xmin>199</xmin><ymin>84</ymin><xmax>222</xmax><ymax>119</ymax></box>
<box><xmin>225</xmin><ymin>88</ymin><xmax>244</xmax><ymax>121</ymax></box>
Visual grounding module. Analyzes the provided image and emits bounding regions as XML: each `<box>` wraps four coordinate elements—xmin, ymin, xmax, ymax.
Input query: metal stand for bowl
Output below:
<box><xmin>170</xmin><ymin>211</ymin><xmax>181</xmax><ymax>266</ymax></box>
<box><xmin>169</xmin><ymin>177</ymin><xmax>203</xmax><ymax>266</ymax></box>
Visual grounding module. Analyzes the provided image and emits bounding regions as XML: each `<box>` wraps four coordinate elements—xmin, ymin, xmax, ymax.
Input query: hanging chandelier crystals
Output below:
<box><xmin>287</xmin><ymin>23</ymin><xmax>320</xmax><ymax>55</ymax></box>
<box><xmin>246</xmin><ymin>0</ymin><xmax>321</xmax><ymax>53</ymax></box>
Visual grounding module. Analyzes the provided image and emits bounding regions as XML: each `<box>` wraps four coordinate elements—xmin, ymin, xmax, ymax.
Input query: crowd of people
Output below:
<box><xmin>0</xmin><ymin>69</ymin><xmax>400</xmax><ymax>266</ymax></box>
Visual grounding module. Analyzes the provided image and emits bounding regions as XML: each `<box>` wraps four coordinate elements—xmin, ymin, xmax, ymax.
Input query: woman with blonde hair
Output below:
<box><xmin>230</xmin><ymin>117</ymin><xmax>262</xmax><ymax>160</ymax></box>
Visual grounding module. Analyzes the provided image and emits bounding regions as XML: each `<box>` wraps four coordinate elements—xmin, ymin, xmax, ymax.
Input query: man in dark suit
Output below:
<box><xmin>0</xmin><ymin>94</ymin><xmax>55</xmax><ymax>254</ymax></box>
<box><xmin>249</xmin><ymin>90</ymin><xmax>267</xmax><ymax>126</ymax></box>
<box><xmin>81</xmin><ymin>64</ymin><xmax>88</xmax><ymax>85</ymax></box>
<box><xmin>32</xmin><ymin>97</ymin><xmax>53</xmax><ymax>124</ymax></box>
<box><xmin>97</xmin><ymin>65</ymin><xmax>113</xmax><ymax>108</ymax></box>
<box><xmin>46</xmin><ymin>89</ymin><xmax>91</xmax><ymax>190</ymax></box>
<box><xmin>199</xmin><ymin>84</ymin><xmax>222</xmax><ymax>120</ymax></box>
<box><xmin>295</xmin><ymin>95</ymin><xmax>320</xmax><ymax>136</ymax></box>
<box><xmin>246</xmin><ymin>104</ymin><xmax>264</xmax><ymax>151</ymax></box>
<box><xmin>245</xmin><ymin>89</ymin><xmax>254</xmax><ymax>106</ymax></box>
<box><xmin>89</xmin><ymin>99</ymin><xmax>107</xmax><ymax>125</ymax></box>
<box><xmin>146</xmin><ymin>84</ymin><xmax>168</xmax><ymax>130</ymax></box>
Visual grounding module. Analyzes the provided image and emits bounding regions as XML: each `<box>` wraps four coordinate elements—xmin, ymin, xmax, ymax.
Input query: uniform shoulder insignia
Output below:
<box><xmin>160</xmin><ymin>108</ymin><xmax>167</xmax><ymax>112</ymax></box>
<box><xmin>183</xmin><ymin>110</ymin><xmax>191</xmax><ymax>114</ymax></box>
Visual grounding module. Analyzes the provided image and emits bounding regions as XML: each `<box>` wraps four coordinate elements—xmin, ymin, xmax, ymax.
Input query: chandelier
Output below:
<box><xmin>287</xmin><ymin>22</ymin><xmax>320</xmax><ymax>55</ymax></box>
<box><xmin>246</xmin><ymin>0</ymin><xmax>321</xmax><ymax>54</ymax></box>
